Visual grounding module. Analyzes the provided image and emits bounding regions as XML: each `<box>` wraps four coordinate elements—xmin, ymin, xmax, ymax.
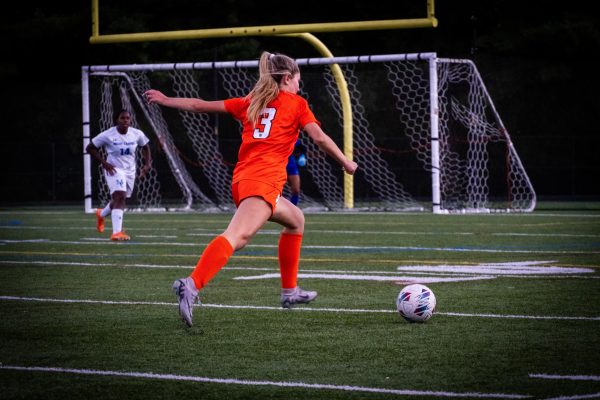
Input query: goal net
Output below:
<box><xmin>82</xmin><ymin>53</ymin><xmax>536</xmax><ymax>213</ymax></box>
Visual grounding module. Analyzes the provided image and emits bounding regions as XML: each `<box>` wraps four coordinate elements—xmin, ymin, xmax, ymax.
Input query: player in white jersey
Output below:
<box><xmin>86</xmin><ymin>109</ymin><xmax>152</xmax><ymax>241</ymax></box>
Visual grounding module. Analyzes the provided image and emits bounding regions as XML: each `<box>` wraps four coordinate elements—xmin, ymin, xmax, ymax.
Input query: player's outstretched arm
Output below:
<box><xmin>304</xmin><ymin>122</ymin><xmax>358</xmax><ymax>175</ymax></box>
<box><xmin>144</xmin><ymin>89</ymin><xmax>227</xmax><ymax>114</ymax></box>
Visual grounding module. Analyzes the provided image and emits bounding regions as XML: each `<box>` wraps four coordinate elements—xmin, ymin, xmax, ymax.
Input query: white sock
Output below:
<box><xmin>100</xmin><ymin>204</ymin><xmax>111</xmax><ymax>218</ymax></box>
<box><xmin>111</xmin><ymin>209</ymin><xmax>124</xmax><ymax>234</ymax></box>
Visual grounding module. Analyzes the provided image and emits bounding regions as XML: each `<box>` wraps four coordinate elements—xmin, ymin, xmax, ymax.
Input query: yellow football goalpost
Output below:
<box><xmin>89</xmin><ymin>0</ymin><xmax>438</xmax><ymax>209</ymax></box>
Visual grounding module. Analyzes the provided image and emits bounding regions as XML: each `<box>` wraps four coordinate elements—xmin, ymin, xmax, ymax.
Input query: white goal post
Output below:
<box><xmin>81</xmin><ymin>53</ymin><xmax>536</xmax><ymax>213</ymax></box>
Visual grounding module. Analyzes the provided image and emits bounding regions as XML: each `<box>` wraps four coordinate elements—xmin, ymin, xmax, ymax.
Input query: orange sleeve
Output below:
<box><xmin>223</xmin><ymin>97</ymin><xmax>248</xmax><ymax>121</ymax></box>
<box><xmin>297</xmin><ymin>97</ymin><xmax>319</xmax><ymax>128</ymax></box>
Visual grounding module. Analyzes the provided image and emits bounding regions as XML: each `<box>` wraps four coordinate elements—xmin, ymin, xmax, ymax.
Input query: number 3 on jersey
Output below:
<box><xmin>253</xmin><ymin>107</ymin><xmax>276</xmax><ymax>139</ymax></box>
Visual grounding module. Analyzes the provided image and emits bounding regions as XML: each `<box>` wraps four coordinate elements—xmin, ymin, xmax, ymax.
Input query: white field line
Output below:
<box><xmin>0</xmin><ymin>365</ymin><xmax>530</xmax><ymax>399</ymax></box>
<box><xmin>0</xmin><ymin>249</ymin><xmax>597</xmax><ymax>270</ymax></box>
<box><xmin>189</xmin><ymin>230</ymin><xmax>476</xmax><ymax>236</ymax></box>
<box><xmin>2</xmin><ymin>260</ymin><xmax>597</xmax><ymax>281</ymax></box>
<box><xmin>396</xmin><ymin>265</ymin><xmax>594</xmax><ymax>275</ymax></box>
<box><xmin>493</xmin><ymin>233</ymin><xmax>600</xmax><ymax>238</ymax></box>
<box><xmin>1</xmin><ymin>296</ymin><xmax>600</xmax><ymax>321</ymax></box>
<box><xmin>440</xmin><ymin>312</ymin><xmax>600</xmax><ymax>321</ymax></box>
<box><xmin>133</xmin><ymin>235</ymin><xmax>178</xmax><ymax>238</ymax></box>
<box><xmin>529</xmin><ymin>374</ymin><xmax>600</xmax><ymax>382</ymax></box>
<box><xmin>0</xmin><ymin>260</ymin><xmax>195</xmax><ymax>269</ymax></box>
<box><xmin>2</xmin><ymin>225</ymin><xmax>600</xmax><ymax>239</ymax></box>
<box><xmin>1</xmin><ymin>209</ymin><xmax>598</xmax><ymax>218</ymax></box>
<box><xmin>1</xmin><ymin>238</ymin><xmax>600</xmax><ymax>255</ymax></box>
<box><xmin>542</xmin><ymin>394</ymin><xmax>600</xmax><ymax>400</ymax></box>
<box><xmin>0</xmin><ymin>260</ymin><xmax>477</xmax><ymax>276</ymax></box>
<box><xmin>233</xmin><ymin>273</ymin><xmax>496</xmax><ymax>283</ymax></box>
<box><xmin>531</xmin><ymin>375</ymin><xmax>600</xmax><ymax>400</ymax></box>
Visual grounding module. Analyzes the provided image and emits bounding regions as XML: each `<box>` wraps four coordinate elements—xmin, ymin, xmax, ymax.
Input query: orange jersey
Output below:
<box><xmin>224</xmin><ymin>91</ymin><xmax>319</xmax><ymax>191</ymax></box>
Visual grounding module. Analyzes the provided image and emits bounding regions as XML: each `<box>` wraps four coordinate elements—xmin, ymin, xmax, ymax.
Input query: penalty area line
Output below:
<box><xmin>0</xmin><ymin>365</ymin><xmax>530</xmax><ymax>399</ymax></box>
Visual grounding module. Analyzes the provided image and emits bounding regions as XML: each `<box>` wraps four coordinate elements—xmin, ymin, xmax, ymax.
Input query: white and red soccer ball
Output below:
<box><xmin>396</xmin><ymin>284</ymin><xmax>436</xmax><ymax>322</ymax></box>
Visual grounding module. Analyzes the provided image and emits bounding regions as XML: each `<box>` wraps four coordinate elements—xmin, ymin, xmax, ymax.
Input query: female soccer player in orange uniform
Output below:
<box><xmin>144</xmin><ymin>51</ymin><xmax>357</xmax><ymax>327</ymax></box>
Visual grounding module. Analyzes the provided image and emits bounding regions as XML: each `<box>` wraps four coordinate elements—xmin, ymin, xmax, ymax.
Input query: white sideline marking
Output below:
<box><xmin>188</xmin><ymin>230</ymin><xmax>476</xmax><ymax>237</ymax></box>
<box><xmin>234</xmin><ymin>273</ymin><xmax>496</xmax><ymax>283</ymax></box>
<box><xmin>234</xmin><ymin>261</ymin><xmax>594</xmax><ymax>282</ymax></box>
<box><xmin>441</xmin><ymin>312</ymin><xmax>600</xmax><ymax>321</ymax></box>
<box><xmin>0</xmin><ymin>364</ymin><xmax>530</xmax><ymax>398</ymax></box>
<box><xmin>0</xmin><ymin>295</ymin><xmax>175</xmax><ymax>307</ymax></box>
<box><xmin>396</xmin><ymin>263</ymin><xmax>594</xmax><ymax>275</ymax></box>
<box><xmin>493</xmin><ymin>233</ymin><xmax>600</xmax><ymax>238</ymax></box>
<box><xmin>0</xmin><ymin>260</ymin><xmax>471</xmax><ymax>275</ymax></box>
<box><xmin>0</xmin><ymin>209</ymin><xmax>598</xmax><ymax>218</ymax></box>
<box><xmin>0</xmin><ymin>239</ymin><xmax>49</xmax><ymax>243</ymax></box>
<box><xmin>2</xmin><ymin>296</ymin><xmax>600</xmax><ymax>321</ymax></box>
<box><xmin>2</xmin><ymin>238</ymin><xmax>600</xmax><ymax>255</ymax></box>
<box><xmin>3</xmin><ymin>225</ymin><xmax>600</xmax><ymax>239</ymax></box>
<box><xmin>1</xmin><ymin>260</ymin><xmax>598</xmax><ymax>280</ymax></box>
<box><xmin>131</xmin><ymin>235</ymin><xmax>178</xmax><ymax>239</ymax></box>
<box><xmin>0</xmin><ymin>260</ymin><xmax>192</xmax><ymax>269</ymax></box>
<box><xmin>529</xmin><ymin>374</ymin><xmax>600</xmax><ymax>382</ymax></box>
<box><xmin>542</xmin><ymin>394</ymin><xmax>600</xmax><ymax>400</ymax></box>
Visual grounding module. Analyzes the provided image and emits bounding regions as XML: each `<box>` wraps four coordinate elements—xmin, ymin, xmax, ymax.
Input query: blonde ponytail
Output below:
<box><xmin>247</xmin><ymin>51</ymin><xmax>300</xmax><ymax>125</ymax></box>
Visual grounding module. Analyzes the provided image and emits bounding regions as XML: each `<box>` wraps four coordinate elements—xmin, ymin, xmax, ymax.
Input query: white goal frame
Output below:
<box><xmin>81</xmin><ymin>53</ymin><xmax>536</xmax><ymax>214</ymax></box>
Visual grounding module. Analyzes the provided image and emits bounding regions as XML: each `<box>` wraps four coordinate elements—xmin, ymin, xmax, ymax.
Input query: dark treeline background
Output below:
<box><xmin>1</xmin><ymin>0</ymin><xmax>599</xmax><ymax>204</ymax></box>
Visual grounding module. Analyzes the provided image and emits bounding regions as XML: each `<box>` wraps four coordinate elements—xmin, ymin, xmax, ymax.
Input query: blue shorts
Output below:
<box><xmin>286</xmin><ymin>155</ymin><xmax>299</xmax><ymax>176</ymax></box>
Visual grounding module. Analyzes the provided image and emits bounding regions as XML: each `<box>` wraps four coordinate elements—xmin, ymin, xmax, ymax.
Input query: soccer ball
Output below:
<box><xmin>396</xmin><ymin>284</ymin><xmax>436</xmax><ymax>322</ymax></box>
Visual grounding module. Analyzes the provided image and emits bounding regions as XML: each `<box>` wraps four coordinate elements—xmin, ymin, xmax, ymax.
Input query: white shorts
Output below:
<box><xmin>104</xmin><ymin>169</ymin><xmax>136</xmax><ymax>198</ymax></box>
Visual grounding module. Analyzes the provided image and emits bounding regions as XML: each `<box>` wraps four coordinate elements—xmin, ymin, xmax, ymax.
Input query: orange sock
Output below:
<box><xmin>190</xmin><ymin>235</ymin><xmax>234</xmax><ymax>290</ymax></box>
<box><xmin>278</xmin><ymin>232</ymin><xmax>303</xmax><ymax>289</ymax></box>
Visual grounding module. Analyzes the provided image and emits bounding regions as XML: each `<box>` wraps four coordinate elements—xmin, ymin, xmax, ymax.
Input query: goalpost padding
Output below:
<box><xmin>81</xmin><ymin>53</ymin><xmax>536</xmax><ymax>213</ymax></box>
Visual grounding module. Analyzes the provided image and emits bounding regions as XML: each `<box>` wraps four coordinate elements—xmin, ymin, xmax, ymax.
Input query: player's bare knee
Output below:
<box><xmin>286</xmin><ymin>208</ymin><xmax>305</xmax><ymax>233</ymax></box>
<box><xmin>296</xmin><ymin>210</ymin><xmax>305</xmax><ymax>230</ymax></box>
<box><xmin>224</xmin><ymin>232</ymin><xmax>252</xmax><ymax>251</ymax></box>
<box><xmin>111</xmin><ymin>195</ymin><xmax>126</xmax><ymax>209</ymax></box>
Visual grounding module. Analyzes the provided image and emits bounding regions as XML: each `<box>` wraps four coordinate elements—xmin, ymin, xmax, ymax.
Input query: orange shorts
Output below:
<box><xmin>231</xmin><ymin>180</ymin><xmax>281</xmax><ymax>213</ymax></box>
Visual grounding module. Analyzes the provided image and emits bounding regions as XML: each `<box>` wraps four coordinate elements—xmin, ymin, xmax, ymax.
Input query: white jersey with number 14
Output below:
<box><xmin>91</xmin><ymin>126</ymin><xmax>150</xmax><ymax>175</ymax></box>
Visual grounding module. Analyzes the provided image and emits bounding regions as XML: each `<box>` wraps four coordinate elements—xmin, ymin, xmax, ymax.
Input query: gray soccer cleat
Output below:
<box><xmin>172</xmin><ymin>277</ymin><xmax>199</xmax><ymax>327</ymax></box>
<box><xmin>280</xmin><ymin>286</ymin><xmax>317</xmax><ymax>309</ymax></box>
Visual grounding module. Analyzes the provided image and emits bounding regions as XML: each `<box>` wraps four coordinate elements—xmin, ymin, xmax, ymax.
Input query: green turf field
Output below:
<box><xmin>1</xmin><ymin>205</ymin><xmax>599</xmax><ymax>399</ymax></box>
